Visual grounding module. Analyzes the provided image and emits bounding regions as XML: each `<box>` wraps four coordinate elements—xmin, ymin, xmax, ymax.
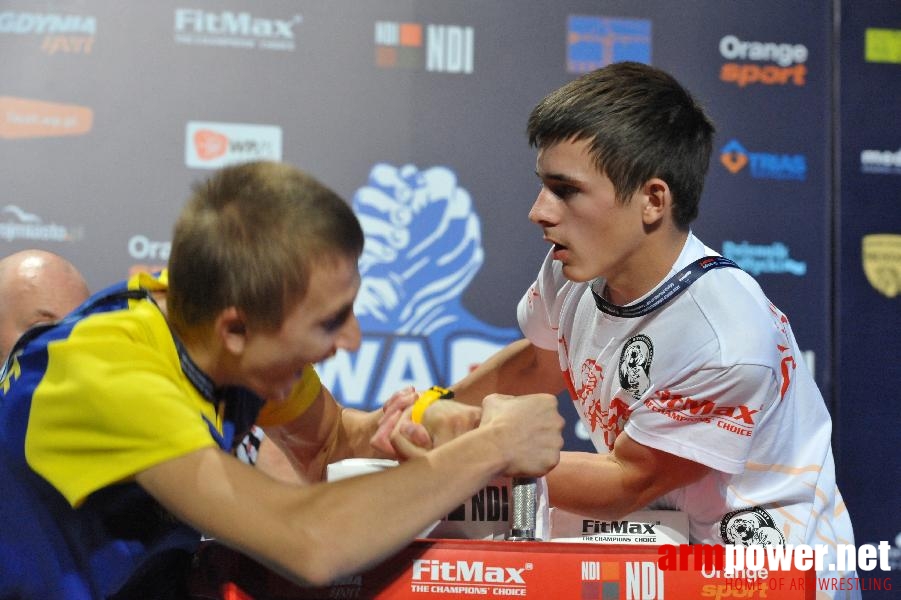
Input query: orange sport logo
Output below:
<box><xmin>719</xmin><ymin>35</ymin><xmax>809</xmax><ymax>88</ymax></box>
<box><xmin>0</xmin><ymin>96</ymin><xmax>93</xmax><ymax>139</ymax></box>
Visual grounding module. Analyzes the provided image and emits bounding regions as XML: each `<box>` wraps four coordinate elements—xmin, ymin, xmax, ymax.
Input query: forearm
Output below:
<box><xmin>265</xmin><ymin>387</ymin><xmax>391</xmax><ymax>482</ymax></box>
<box><xmin>451</xmin><ymin>339</ymin><xmax>564</xmax><ymax>405</ymax></box>
<box><xmin>546</xmin><ymin>439</ymin><xmax>711</xmax><ymax>520</ymax></box>
<box><xmin>143</xmin><ymin>434</ymin><xmax>510</xmax><ymax>587</ymax></box>
<box><xmin>545</xmin><ymin>451</ymin><xmax>644</xmax><ymax>519</ymax></box>
<box><xmin>279</xmin><ymin>430</ymin><xmax>510</xmax><ymax>581</ymax></box>
<box><xmin>142</xmin><ymin>394</ymin><xmax>562</xmax><ymax>587</ymax></box>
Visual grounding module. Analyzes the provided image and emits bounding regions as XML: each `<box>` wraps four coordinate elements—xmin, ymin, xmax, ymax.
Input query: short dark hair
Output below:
<box><xmin>527</xmin><ymin>62</ymin><xmax>715</xmax><ymax>228</ymax></box>
<box><xmin>167</xmin><ymin>161</ymin><xmax>364</xmax><ymax>333</ymax></box>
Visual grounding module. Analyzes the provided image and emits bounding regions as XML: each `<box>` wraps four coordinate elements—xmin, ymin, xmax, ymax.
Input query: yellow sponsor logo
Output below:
<box><xmin>865</xmin><ymin>28</ymin><xmax>901</xmax><ymax>64</ymax></box>
<box><xmin>862</xmin><ymin>233</ymin><xmax>901</xmax><ymax>298</ymax></box>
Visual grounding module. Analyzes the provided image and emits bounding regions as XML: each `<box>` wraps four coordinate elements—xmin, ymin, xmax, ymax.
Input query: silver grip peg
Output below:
<box><xmin>507</xmin><ymin>477</ymin><xmax>537</xmax><ymax>541</ymax></box>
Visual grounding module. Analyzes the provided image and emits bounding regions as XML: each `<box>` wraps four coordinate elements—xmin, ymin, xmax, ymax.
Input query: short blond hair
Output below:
<box><xmin>167</xmin><ymin>161</ymin><xmax>363</xmax><ymax>333</ymax></box>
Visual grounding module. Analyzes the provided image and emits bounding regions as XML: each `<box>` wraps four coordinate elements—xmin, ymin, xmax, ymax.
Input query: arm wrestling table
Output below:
<box><xmin>186</xmin><ymin>476</ymin><xmax>813</xmax><ymax>599</ymax></box>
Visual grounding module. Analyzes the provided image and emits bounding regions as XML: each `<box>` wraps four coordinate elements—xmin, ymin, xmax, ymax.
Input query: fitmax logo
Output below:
<box><xmin>174</xmin><ymin>9</ymin><xmax>301</xmax><ymax>51</ymax></box>
<box><xmin>582</xmin><ymin>520</ymin><xmax>658</xmax><ymax>535</ymax></box>
<box><xmin>175</xmin><ymin>9</ymin><xmax>298</xmax><ymax>38</ymax></box>
<box><xmin>412</xmin><ymin>559</ymin><xmax>526</xmax><ymax>584</ymax></box>
<box><xmin>720</xmin><ymin>139</ymin><xmax>806</xmax><ymax>181</ymax></box>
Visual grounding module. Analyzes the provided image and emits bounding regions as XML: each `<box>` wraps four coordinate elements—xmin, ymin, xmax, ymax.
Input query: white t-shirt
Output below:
<box><xmin>519</xmin><ymin>233</ymin><xmax>858</xmax><ymax>594</ymax></box>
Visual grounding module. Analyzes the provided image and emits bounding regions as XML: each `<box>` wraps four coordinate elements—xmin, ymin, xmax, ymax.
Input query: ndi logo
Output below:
<box><xmin>567</xmin><ymin>15</ymin><xmax>651</xmax><ymax>73</ymax></box>
<box><xmin>720</xmin><ymin>139</ymin><xmax>806</xmax><ymax>181</ymax></box>
<box><xmin>374</xmin><ymin>21</ymin><xmax>473</xmax><ymax>73</ymax></box>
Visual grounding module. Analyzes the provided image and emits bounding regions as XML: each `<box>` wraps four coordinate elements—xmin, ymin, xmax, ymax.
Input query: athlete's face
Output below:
<box><xmin>238</xmin><ymin>255</ymin><xmax>362</xmax><ymax>401</ymax></box>
<box><xmin>530</xmin><ymin>138</ymin><xmax>647</xmax><ymax>284</ymax></box>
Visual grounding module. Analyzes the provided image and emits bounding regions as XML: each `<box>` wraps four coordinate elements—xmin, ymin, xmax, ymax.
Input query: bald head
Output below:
<box><xmin>0</xmin><ymin>250</ymin><xmax>90</xmax><ymax>358</ymax></box>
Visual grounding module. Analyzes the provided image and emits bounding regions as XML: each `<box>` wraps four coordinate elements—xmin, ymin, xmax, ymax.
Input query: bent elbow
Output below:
<box><xmin>277</xmin><ymin>547</ymin><xmax>349</xmax><ymax>588</ymax></box>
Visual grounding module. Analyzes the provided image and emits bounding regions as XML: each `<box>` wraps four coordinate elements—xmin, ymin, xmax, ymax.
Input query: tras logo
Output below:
<box><xmin>317</xmin><ymin>163</ymin><xmax>520</xmax><ymax>409</ymax></box>
<box><xmin>719</xmin><ymin>34</ymin><xmax>808</xmax><ymax>88</ymax></box>
<box><xmin>720</xmin><ymin>139</ymin><xmax>806</xmax><ymax>181</ymax></box>
<box><xmin>184</xmin><ymin>121</ymin><xmax>282</xmax><ymax>169</ymax></box>
<box><xmin>374</xmin><ymin>21</ymin><xmax>473</xmax><ymax>73</ymax></box>
<box><xmin>567</xmin><ymin>15</ymin><xmax>651</xmax><ymax>73</ymax></box>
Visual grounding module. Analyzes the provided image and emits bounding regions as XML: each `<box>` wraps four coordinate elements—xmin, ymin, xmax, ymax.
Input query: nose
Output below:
<box><xmin>336</xmin><ymin>312</ymin><xmax>362</xmax><ymax>353</ymax></box>
<box><xmin>528</xmin><ymin>187</ymin><xmax>556</xmax><ymax>227</ymax></box>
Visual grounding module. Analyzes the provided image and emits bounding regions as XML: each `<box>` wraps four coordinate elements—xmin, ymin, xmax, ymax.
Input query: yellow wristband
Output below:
<box><xmin>410</xmin><ymin>386</ymin><xmax>454</xmax><ymax>424</ymax></box>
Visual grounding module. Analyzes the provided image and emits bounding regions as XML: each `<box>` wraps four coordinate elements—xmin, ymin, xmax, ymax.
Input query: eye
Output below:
<box><xmin>321</xmin><ymin>306</ymin><xmax>352</xmax><ymax>332</ymax></box>
<box><xmin>549</xmin><ymin>184</ymin><xmax>579</xmax><ymax>200</ymax></box>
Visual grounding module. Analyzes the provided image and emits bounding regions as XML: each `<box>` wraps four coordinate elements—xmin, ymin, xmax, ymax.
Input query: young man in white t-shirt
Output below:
<box><xmin>383</xmin><ymin>61</ymin><xmax>859</xmax><ymax>596</ymax></box>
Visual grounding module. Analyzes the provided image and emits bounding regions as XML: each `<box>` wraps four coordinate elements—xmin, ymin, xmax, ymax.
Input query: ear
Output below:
<box><xmin>640</xmin><ymin>178</ymin><xmax>670</xmax><ymax>226</ymax></box>
<box><xmin>216</xmin><ymin>306</ymin><xmax>247</xmax><ymax>356</ymax></box>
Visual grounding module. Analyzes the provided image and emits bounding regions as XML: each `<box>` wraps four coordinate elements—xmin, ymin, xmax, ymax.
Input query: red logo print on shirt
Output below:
<box><xmin>768</xmin><ymin>303</ymin><xmax>797</xmax><ymax>402</ymax></box>
<box><xmin>585</xmin><ymin>396</ymin><xmax>632</xmax><ymax>450</ymax></box>
<box><xmin>574</xmin><ymin>359</ymin><xmax>603</xmax><ymax>405</ymax></box>
<box><xmin>777</xmin><ymin>344</ymin><xmax>796</xmax><ymax>401</ymax></box>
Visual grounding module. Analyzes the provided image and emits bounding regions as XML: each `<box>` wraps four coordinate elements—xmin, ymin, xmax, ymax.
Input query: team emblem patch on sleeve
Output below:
<box><xmin>720</xmin><ymin>507</ymin><xmax>786</xmax><ymax>546</ymax></box>
<box><xmin>618</xmin><ymin>334</ymin><xmax>653</xmax><ymax>399</ymax></box>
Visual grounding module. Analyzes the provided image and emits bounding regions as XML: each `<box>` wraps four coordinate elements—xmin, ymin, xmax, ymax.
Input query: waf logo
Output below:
<box><xmin>618</xmin><ymin>334</ymin><xmax>653</xmax><ymax>400</ymax></box>
<box><xmin>0</xmin><ymin>11</ymin><xmax>96</xmax><ymax>55</ymax></box>
<box><xmin>567</xmin><ymin>15</ymin><xmax>651</xmax><ymax>73</ymax></box>
<box><xmin>720</xmin><ymin>139</ymin><xmax>806</xmax><ymax>181</ymax></box>
<box><xmin>184</xmin><ymin>121</ymin><xmax>282</xmax><ymax>169</ymax></box>
<box><xmin>720</xmin><ymin>507</ymin><xmax>786</xmax><ymax>546</ymax></box>
<box><xmin>0</xmin><ymin>97</ymin><xmax>93</xmax><ymax>139</ymax></box>
<box><xmin>374</xmin><ymin>21</ymin><xmax>473</xmax><ymax>73</ymax></box>
<box><xmin>719</xmin><ymin>34</ymin><xmax>808</xmax><ymax>87</ymax></box>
